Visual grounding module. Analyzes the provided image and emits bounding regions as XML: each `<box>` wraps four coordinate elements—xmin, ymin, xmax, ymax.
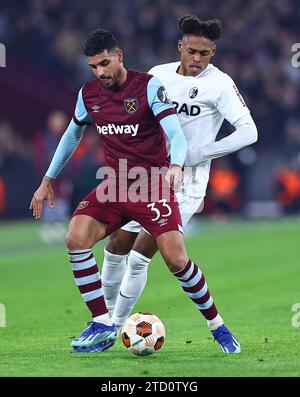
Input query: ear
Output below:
<box><xmin>118</xmin><ymin>49</ymin><xmax>123</xmax><ymax>63</ymax></box>
<box><xmin>178</xmin><ymin>40</ymin><xmax>183</xmax><ymax>53</ymax></box>
<box><xmin>211</xmin><ymin>45</ymin><xmax>216</xmax><ymax>57</ymax></box>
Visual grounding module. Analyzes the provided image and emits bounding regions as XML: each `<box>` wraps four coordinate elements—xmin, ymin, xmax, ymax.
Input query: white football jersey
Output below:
<box><xmin>148</xmin><ymin>61</ymin><xmax>250</xmax><ymax>198</ymax></box>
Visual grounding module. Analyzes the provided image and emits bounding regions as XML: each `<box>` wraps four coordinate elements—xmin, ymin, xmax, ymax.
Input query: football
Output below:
<box><xmin>121</xmin><ymin>312</ymin><xmax>166</xmax><ymax>356</ymax></box>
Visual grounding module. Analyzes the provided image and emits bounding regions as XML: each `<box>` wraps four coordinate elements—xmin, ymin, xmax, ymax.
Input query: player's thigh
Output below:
<box><xmin>70</xmin><ymin>183</ymin><xmax>130</xmax><ymax>248</ymax></box>
<box><xmin>132</xmin><ymin>230</ymin><xmax>158</xmax><ymax>259</ymax></box>
<box><xmin>156</xmin><ymin>230</ymin><xmax>189</xmax><ymax>273</ymax></box>
<box><xmin>66</xmin><ymin>214</ymin><xmax>107</xmax><ymax>249</ymax></box>
<box><xmin>106</xmin><ymin>229</ymin><xmax>139</xmax><ymax>255</ymax></box>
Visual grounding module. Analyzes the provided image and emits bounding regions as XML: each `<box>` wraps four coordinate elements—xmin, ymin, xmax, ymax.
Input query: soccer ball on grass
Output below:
<box><xmin>121</xmin><ymin>312</ymin><xmax>165</xmax><ymax>356</ymax></box>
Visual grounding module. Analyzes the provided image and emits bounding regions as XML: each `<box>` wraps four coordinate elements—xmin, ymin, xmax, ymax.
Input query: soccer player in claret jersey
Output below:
<box><xmin>30</xmin><ymin>28</ymin><xmax>233</xmax><ymax>354</ymax></box>
<box><xmin>101</xmin><ymin>15</ymin><xmax>258</xmax><ymax>354</ymax></box>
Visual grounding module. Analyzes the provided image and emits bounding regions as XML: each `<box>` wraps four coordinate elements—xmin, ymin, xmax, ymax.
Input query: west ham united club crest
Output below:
<box><xmin>77</xmin><ymin>201</ymin><xmax>90</xmax><ymax>209</ymax></box>
<box><xmin>124</xmin><ymin>98</ymin><xmax>138</xmax><ymax>114</ymax></box>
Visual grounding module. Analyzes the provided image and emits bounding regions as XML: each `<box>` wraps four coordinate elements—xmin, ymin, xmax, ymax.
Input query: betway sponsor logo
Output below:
<box><xmin>96</xmin><ymin>123</ymin><xmax>139</xmax><ymax>137</ymax></box>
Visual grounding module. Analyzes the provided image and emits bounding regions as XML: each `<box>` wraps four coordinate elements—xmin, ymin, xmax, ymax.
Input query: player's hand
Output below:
<box><xmin>165</xmin><ymin>164</ymin><xmax>183</xmax><ymax>192</ymax></box>
<box><xmin>29</xmin><ymin>177</ymin><xmax>55</xmax><ymax>220</ymax></box>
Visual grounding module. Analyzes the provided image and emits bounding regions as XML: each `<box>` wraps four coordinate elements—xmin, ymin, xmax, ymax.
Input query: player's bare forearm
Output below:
<box><xmin>29</xmin><ymin>176</ymin><xmax>55</xmax><ymax>220</ymax></box>
<box><xmin>165</xmin><ymin>164</ymin><xmax>183</xmax><ymax>192</ymax></box>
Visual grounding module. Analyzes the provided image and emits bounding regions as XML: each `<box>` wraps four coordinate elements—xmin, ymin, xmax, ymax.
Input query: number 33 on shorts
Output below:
<box><xmin>147</xmin><ymin>199</ymin><xmax>172</xmax><ymax>221</ymax></box>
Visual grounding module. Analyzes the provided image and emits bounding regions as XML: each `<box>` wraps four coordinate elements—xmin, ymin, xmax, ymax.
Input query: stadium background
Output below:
<box><xmin>1</xmin><ymin>0</ymin><xmax>300</xmax><ymax>221</ymax></box>
<box><xmin>0</xmin><ymin>0</ymin><xmax>299</xmax><ymax>378</ymax></box>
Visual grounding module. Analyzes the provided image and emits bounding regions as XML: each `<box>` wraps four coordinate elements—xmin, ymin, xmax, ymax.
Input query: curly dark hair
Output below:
<box><xmin>178</xmin><ymin>15</ymin><xmax>222</xmax><ymax>41</ymax></box>
<box><xmin>83</xmin><ymin>29</ymin><xmax>119</xmax><ymax>56</ymax></box>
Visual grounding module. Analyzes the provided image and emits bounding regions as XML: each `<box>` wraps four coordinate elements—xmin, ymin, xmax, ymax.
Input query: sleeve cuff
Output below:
<box><xmin>73</xmin><ymin>115</ymin><xmax>92</xmax><ymax>126</ymax></box>
<box><xmin>155</xmin><ymin>108</ymin><xmax>177</xmax><ymax>122</ymax></box>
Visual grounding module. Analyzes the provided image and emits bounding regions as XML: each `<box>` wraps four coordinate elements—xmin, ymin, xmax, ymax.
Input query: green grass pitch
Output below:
<box><xmin>0</xmin><ymin>217</ymin><xmax>299</xmax><ymax>377</ymax></box>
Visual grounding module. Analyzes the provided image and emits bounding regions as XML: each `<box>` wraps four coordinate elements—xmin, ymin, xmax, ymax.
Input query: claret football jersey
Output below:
<box><xmin>73</xmin><ymin>69</ymin><xmax>177</xmax><ymax>173</ymax></box>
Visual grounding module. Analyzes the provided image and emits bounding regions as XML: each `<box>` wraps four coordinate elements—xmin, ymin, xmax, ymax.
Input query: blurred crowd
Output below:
<box><xmin>0</xmin><ymin>0</ymin><xmax>300</xmax><ymax>220</ymax></box>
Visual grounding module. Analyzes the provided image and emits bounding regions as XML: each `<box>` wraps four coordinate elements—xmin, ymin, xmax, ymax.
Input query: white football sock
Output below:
<box><xmin>93</xmin><ymin>313</ymin><xmax>113</xmax><ymax>326</ymax></box>
<box><xmin>112</xmin><ymin>250</ymin><xmax>151</xmax><ymax>328</ymax></box>
<box><xmin>207</xmin><ymin>314</ymin><xmax>224</xmax><ymax>331</ymax></box>
<box><xmin>101</xmin><ymin>248</ymin><xmax>128</xmax><ymax>316</ymax></box>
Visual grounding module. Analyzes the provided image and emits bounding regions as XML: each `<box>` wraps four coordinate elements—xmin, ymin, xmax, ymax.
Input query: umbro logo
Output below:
<box><xmin>158</xmin><ymin>218</ymin><xmax>168</xmax><ymax>226</ymax></box>
<box><xmin>92</xmin><ymin>105</ymin><xmax>100</xmax><ymax>113</ymax></box>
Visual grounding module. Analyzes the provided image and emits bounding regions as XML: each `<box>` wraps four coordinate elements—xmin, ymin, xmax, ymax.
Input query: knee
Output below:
<box><xmin>106</xmin><ymin>236</ymin><xmax>131</xmax><ymax>256</ymax></box>
<box><xmin>164</xmin><ymin>256</ymin><xmax>188</xmax><ymax>273</ymax></box>
<box><xmin>66</xmin><ymin>230</ymin><xmax>94</xmax><ymax>250</ymax></box>
<box><xmin>127</xmin><ymin>250</ymin><xmax>151</xmax><ymax>275</ymax></box>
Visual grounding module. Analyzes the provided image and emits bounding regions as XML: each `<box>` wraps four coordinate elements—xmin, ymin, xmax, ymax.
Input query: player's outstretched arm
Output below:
<box><xmin>29</xmin><ymin>118</ymin><xmax>86</xmax><ymax>219</ymax></box>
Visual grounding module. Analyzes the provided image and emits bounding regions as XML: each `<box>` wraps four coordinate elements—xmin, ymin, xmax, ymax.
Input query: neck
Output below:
<box><xmin>177</xmin><ymin>64</ymin><xmax>186</xmax><ymax>76</ymax></box>
<box><xmin>116</xmin><ymin>66</ymin><xmax>128</xmax><ymax>86</ymax></box>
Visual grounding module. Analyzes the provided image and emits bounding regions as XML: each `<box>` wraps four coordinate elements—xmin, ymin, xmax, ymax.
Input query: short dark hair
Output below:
<box><xmin>83</xmin><ymin>29</ymin><xmax>119</xmax><ymax>56</ymax></box>
<box><xmin>178</xmin><ymin>15</ymin><xmax>222</xmax><ymax>41</ymax></box>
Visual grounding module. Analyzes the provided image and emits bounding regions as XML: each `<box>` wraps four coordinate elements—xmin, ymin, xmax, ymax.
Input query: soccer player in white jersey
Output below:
<box><xmin>101</xmin><ymin>15</ymin><xmax>258</xmax><ymax>353</ymax></box>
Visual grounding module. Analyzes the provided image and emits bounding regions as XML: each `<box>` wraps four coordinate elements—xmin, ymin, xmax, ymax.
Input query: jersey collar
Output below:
<box><xmin>175</xmin><ymin>62</ymin><xmax>214</xmax><ymax>78</ymax></box>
